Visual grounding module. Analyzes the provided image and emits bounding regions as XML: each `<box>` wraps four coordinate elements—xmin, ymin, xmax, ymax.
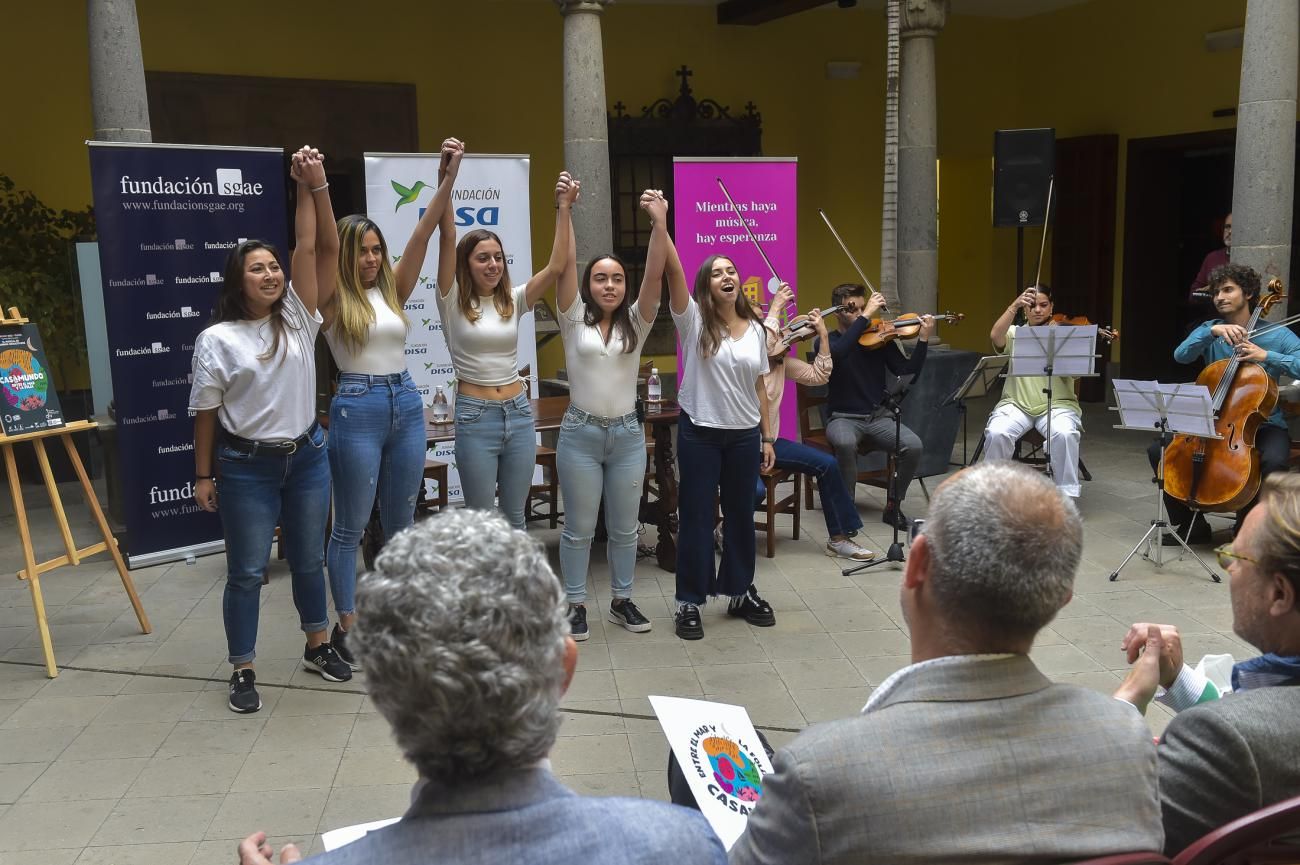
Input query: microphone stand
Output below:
<box><xmin>842</xmin><ymin>374</ymin><xmax>915</xmax><ymax>575</ymax></box>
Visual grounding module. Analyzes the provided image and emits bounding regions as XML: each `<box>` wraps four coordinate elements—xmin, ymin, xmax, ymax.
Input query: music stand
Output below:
<box><xmin>1107</xmin><ymin>379</ymin><xmax>1220</xmax><ymax>583</ymax></box>
<box><xmin>1007</xmin><ymin>324</ymin><xmax>1097</xmax><ymax>480</ymax></box>
<box><xmin>842</xmin><ymin>374</ymin><xmax>915</xmax><ymax>575</ymax></box>
<box><xmin>942</xmin><ymin>354</ymin><xmax>1009</xmax><ymax>466</ymax></box>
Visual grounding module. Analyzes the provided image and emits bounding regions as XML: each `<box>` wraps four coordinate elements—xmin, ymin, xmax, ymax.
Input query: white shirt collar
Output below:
<box><xmin>862</xmin><ymin>654</ymin><xmax>1017</xmax><ymax>713</ymax></box>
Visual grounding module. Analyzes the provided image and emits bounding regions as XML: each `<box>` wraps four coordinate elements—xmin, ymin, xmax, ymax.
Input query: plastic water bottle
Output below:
<box><xmin>431</xmin><ymin>385</ymin><xmax>450</xmax><ymax>424</ymax></box>
<box><xmin>646</xmin><ymin>368</ymin><xmax>662</xmax><ymax>404</ymax></box>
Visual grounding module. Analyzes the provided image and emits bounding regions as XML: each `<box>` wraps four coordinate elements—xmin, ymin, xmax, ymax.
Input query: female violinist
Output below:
<box><xmin>982</xmin><ymin>284</ymin><xmax>1085</xmax><ymax>499</ymax></box>
<box><xmin>1149</xmin><ymin>264</ymin><xmax>1300</xmax><ymax>543</ymax></box>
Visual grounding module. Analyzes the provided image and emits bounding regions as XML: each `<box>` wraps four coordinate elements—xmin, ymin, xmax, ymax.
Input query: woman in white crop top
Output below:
<box><xmin>433</xmin><ymin>166</ymin><xmax>576</xmax><ymax>529</ymax></box>
<box><xmin>666</xmin><ymin>230</ymin><xmax>778</xmax><ymax>642</ymax></box>
<box><xmin>554</xmin><ymin>186</ymin><xmax>664</xmax><ymax>641</ymax></box>
<box><xmin>189</xmin><ymin>148</ymin><xmax>349</xmax><ymax>714</ymax></box>
<box><xmin>315</xmin><ymin>138</ymin><xmax>463</xmax><ymax>670</ymax></box>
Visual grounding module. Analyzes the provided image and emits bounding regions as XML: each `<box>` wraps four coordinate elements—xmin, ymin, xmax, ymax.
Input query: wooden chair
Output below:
<box><xmin>1068</xmin><ymin>855</ymin><xmax>1172</xmax><ymax>865</ymax></box>
<box><xmin>795</xmin><ymin>383</ymin><xmax>890</xmax><ymax>512</ymax></box>
<box><xmin>525</xmin><ymin>446</ymin><xmax>561</xmax><ymax>528</ymax></box>
<box><xmin>417</xmin><ymin>459</ymin><xmax>449</xmax><ymax>515</ymax></box>
<box><xmin>1013</xmin><ymin>428</ymin><xmax>1094</xmax><ymax>481</ymax></box>
<box><xmin>712</xmin><ymin>466</ymin><xmax>801</xmax><ymax>558</ymax></box>
<box><xmin>1172</xmin><ymin>793</ymin><xmax>1300</xmax><ymax>865</ymax></box>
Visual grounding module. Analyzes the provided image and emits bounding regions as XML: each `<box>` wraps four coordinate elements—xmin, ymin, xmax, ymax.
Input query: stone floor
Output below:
<box><xmin>0</xmin><ymin>398</ymin><xmax>1253</xmax><ymax>864</ymax></box>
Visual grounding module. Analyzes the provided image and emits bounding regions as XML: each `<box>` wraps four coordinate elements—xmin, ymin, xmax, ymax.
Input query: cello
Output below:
<box><xmin>1162</xmin><ymin>280</ymin><xmax>1286</xmax><ymax>513</ymax></box>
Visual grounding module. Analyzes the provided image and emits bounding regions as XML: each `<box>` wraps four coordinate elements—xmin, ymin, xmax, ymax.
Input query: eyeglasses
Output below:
<box><xmin>1214</xmin><ymin>544</ymin><xmax>1259</xmax><ymax>571</ymax></box>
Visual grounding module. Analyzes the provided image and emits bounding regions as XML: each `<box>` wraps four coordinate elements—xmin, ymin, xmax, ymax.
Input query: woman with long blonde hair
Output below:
<box><xmin>318</xmin><ymin>138</ymin><xmax>463</xmax><ymax>669</ymax></box>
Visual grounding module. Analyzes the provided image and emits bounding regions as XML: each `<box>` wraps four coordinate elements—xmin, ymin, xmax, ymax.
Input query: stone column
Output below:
<box><xmin>88</xmin><ymin>0</ymin><xmax>152</xmax><ymax>142</ymax></box>
<box><xmin>897</xmin><ymin>0</ymin><xmax>948</xmax><ymax>315</ymax></box>
<box><xmin>556</xmin><ymin>0</ymin><xmax>614</xmax><ymax>275</ymax></box>
<box><xmin>1230</xmin><ymin>0</ymin><xmax>1297</xmax><ymax>318</ymax></box>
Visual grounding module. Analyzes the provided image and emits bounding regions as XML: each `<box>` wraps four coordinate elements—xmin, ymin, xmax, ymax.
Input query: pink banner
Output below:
<box><xmin>673</xmin><ymin>158</ymin><xmax>800</xmax><ymax>438</ymax></box>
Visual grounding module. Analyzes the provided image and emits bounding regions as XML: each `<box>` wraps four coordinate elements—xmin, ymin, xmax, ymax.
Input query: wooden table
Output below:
<box><xmin>424</xmin><ymin>397</ymin><xmax>682</xmax><ymax>572</ymax></box>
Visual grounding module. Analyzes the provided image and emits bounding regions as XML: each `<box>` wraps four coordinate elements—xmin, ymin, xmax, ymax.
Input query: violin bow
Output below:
<box><xmin>818</xmin><ymin>209</ymin><xmax>888</xmax><ymax>312</ymax></box>
<box><xmin>1032</xmin><ymin>175</ymin><xmax>1055</xmax><ymax>290</ymax></box>
<box><xmin>715</xmin><ymin>177</ymin><xmax>786</xmax><ymax>303</ymax></box>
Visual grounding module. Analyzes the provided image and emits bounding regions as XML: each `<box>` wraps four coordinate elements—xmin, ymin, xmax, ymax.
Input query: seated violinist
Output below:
<box><xmin>1148</xmin><ymin>263</ymin><xmax>1300</xmax><ymax>543</ymax></box>
<box><xmin>813</xmin><ymin>283</ymin><xmax>934</xmax><ymax>529</ymax></box>
<box><xmin>982</xmin><ymin>284</ymin><xmax>1083</xmax><ymax>499</ymax></box>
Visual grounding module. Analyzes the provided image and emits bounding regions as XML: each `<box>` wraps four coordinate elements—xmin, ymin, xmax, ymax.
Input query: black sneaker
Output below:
<box><xmin>228</xmin><ymin>669</ymin><xmax>261</xmax><ymax>714</ymax></box>
<box><xmin>675</xmin><ymin>603</ymin><xmax>704</xmax><ymax>641</ymax></box>
<box><xmin>332</xmin><ymin>623</ymin><xmax>361</xmax><ymax>671</ymax></box>
<box><xmin>727</xmin><ymin>586</ymin><xmax>776</xmax><ymax>627</ymax></box>
<box><xmin>569</xmin><ymin>604</ymin><xmax>589</xmax><ymax>642</ymax></box>
<box><xmin>609</xmin><ymin>599</ymin><xmax>653</xmax><ymax>633</ymax></box>
<box><xmin>303</xmin><ymin>642</ymin><xmax>352</xmax><ymax>682</ymax></box>
<box><xmin>881</xmin><ymin>503</ymin><xmax>910</xmax><ymax>530</ymax></box>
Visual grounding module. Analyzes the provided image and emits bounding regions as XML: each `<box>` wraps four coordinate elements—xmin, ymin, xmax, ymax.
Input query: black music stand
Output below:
<box><xmin>842</xmin><ymin>374</ymin><xmax>915</xmax><ymax>575</ymax></box>
<box><xmin>1107</xmin><ymin>379</ymin><xmax>1220</xmax><ymax>583</ymax></box>
<box><xmin>942</xmin><ymin>354</ymin><xmax>1009</xmax><ymax>466</ymax></box>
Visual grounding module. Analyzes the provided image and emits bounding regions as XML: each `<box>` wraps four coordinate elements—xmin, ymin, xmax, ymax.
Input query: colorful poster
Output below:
<box><xmin>364</xmin><ymin>153</ymin><xmax>536</xmax><ymax>503</ymax></box>
<box><xmin>88</xmin><ymin>142</ymin><xmax>288</xmax><ymax>567</ymax></box>
<box><xmin>672</xmin><ymin>158</ymin><xmax>799</xmax><ymax>435</ymax></box>
<box><xmin>0</xmin><ymin>323</ymin><xmax>64</xmax><ymax>437</ymax></box>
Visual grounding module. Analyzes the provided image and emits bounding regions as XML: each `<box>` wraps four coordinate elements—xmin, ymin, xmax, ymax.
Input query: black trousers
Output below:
<box><xmin>1146</xmin><ymin>423</ymin><xmax>1291</xmax><ymax>528</ymax></box>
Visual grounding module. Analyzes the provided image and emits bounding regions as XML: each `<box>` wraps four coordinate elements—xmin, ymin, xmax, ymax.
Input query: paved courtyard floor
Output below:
<box><xmin>0</xmin><ymin>398</ymin><xmax>1253</xmax><ymax>863</ymax></box>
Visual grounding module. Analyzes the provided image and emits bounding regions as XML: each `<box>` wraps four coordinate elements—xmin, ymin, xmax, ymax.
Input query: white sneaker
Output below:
<box><xmin>826</xmin><ymin>538</ymin><xmax>875</xmax><ymax>561</ymax></box>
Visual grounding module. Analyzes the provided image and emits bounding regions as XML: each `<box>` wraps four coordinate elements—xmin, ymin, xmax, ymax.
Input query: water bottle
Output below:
<box><xmin>431</xmin><ymin>385</ymin><xmax>450</xmax><ymax>424</ymax></box>
<box><xmin>646</xmin><ymin>368</ymin><xmax>662</xmax><ymax>404</ymax></box>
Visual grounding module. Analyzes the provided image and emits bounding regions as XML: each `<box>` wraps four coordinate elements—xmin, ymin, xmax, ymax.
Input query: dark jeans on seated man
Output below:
<box><xmin>1145</xmin><ymin>423</ymin><xmax>1291</xmax><ymax>538</ymax></box>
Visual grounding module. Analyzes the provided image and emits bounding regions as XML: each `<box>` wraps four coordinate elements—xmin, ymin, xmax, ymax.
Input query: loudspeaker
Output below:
<box><xmin>993</xmin><ymin>128</ymin><xmax>1055</xmax><ymax>227</ymax></box>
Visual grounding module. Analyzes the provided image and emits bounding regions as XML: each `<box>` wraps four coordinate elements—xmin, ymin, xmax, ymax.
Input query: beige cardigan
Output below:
<box><xmin>762</xmin><ymin>311</ymin><xmax>832</xmax><ymax>440</ymax></box>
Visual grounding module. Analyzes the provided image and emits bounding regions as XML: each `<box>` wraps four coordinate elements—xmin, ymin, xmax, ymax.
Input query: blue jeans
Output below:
<box><xmin>326</xmin><ymin>371</ymin><xmax>426</xmax><ymax>617</ymax></box>
<box><xmin>454</xmin><ymin>391</ymin><xmax>536</xmax><ymax>530</ymax></box>
<box><xmin>556</xmin><ymin>406</ymin><xmax>645</xmax><ymax>604</ymax></box>
<box><xmin>675</xmin><ymin>412</ymin><xmax>760</xmax><ymax>605</ymax></box>
<box><xmin>217</xmin><ymin>423</ymin><xmax>330</xmax><ymax>665</ymax></box>
<box><xmin>758</xmin><ymin>438</ymin><xmax>864</xmax><ymax>539</ymax></box>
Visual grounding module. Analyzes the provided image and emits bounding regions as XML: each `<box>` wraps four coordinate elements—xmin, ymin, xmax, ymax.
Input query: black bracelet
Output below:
<box><xmin>196</xmin><ymin>474</ymin><xmax>216</xmax><ymax>481</ymax></box>
<box><xmin>762</xmin><ymin>437</ymin><xmax>775</xmax><ymax>444</ymax></box>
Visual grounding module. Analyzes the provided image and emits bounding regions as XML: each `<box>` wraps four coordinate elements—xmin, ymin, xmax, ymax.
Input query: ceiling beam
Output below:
<box><xmin>717</xmin><ymin>0</ymin><xmax>835</xmax><ymax>26</ymax></box>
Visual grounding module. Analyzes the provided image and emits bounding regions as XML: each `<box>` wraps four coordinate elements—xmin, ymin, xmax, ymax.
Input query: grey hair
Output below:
<box><xmin>924</xmin><ymin>462</ymin><xmax>1081</xmax><ymax>643</ymax></box>
<box><xmin>350</xmin><ymin>509</ymin><xmax>570</xmax><ymax>782</ymax></box>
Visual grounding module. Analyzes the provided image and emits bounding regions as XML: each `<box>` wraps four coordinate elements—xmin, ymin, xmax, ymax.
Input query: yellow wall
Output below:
<box><xmin>0</xmin><ymin>0</ymin><xmax>1266</xmax><ymax>377</ymax></box>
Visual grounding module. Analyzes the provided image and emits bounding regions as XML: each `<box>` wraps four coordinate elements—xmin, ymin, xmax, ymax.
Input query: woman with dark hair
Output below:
<box><xmin>667</xmin><ymin>231</ymin><xmax>777</xmax><ymax>641</ymax></box>
<box><xmin>554</xmin><ymin>187</ymin><xmax>664</xmax><ymax>640</ymax></box>
<box><xmin>434</xmin><ymin>166</ymin><xmax>575</xmax><ymax>529</ymax></box>
<box><xmin>190</xmin><ymin>148</ymin><xmax>348</xmax><ymax>714</ymax></box>
<box><xmin>317</xmin><ymin>138</ymin><xmax>462</xmax><ymax>670</ymax></box>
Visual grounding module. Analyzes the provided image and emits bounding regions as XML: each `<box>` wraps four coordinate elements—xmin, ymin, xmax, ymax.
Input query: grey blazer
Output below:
<box><xmin>308</xmin><ymin>768</ymin><xmax>727</xmax><ymax>865</ymax></box>
<box><xmin>728</xmin><ymin>655</ymin><xmax>1163</xmax><ymax>865</ymax></box>
<box><xmin>1159</xmin><ymin>683</ymin><xmax>1300</xmax><ymax>855</ymax></box>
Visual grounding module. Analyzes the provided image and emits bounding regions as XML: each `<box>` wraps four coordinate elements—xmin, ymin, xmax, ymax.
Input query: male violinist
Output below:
<box><xmin>1151</xmin><ymin>262</ymin><xmax>1300</xmax><ymax>543</ymax></box>
<box><xmin>981</xmin><ymin>284</ymin><xmax>1084</xmax><ymax>499</ymax></box>
<box><xmin>815</xmin><ymin>283</ymin><xmax>935</xmax><ymax>528</ymax></box>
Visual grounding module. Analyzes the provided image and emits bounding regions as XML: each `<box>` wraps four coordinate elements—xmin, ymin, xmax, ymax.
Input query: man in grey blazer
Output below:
<box><xmin>727</xmin><ymin>462</ymin><xmax>1164</xmax><ymax>865</ymax></box>
<box><xmin>237</xmin><ymin>510</ymin><xmax>726</xmax><ymax>865</ymax></box>
<box><xmin>1117</xmin><ymin>473</ymin><xmax>1300</xmax><ymax>855</ymax></box>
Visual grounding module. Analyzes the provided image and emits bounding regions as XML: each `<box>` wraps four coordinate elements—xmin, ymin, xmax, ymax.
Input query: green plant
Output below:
<box><xmin>0</xmin><ymin>174</ymin><xmax>96</xmax><ymax>388</ymax></box>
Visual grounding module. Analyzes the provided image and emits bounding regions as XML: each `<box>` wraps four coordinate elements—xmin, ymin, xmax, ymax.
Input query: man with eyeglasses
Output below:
<box><xmin>1114</xmin><ymin>472</ymin><xmax>1300</xmax><ymax>855</ymax></box>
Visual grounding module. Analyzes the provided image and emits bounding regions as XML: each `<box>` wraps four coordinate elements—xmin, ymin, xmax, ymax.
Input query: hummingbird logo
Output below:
<box><xmin>422</xmin><ymin>318</ymin><xmax>432</xmax><ymax>327</ymax></box>
<box><xmin>424</xmin><ymin>362</ymin><xmax>435</xmax><ymax>371</ymax></box>
<box><xmin>391</xmin><ymin>179</ymin><xmax>434</xmax><ymax>211</ymax></box>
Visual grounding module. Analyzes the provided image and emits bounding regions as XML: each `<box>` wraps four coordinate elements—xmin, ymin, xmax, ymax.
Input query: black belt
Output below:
<box><xmin>223</xmin><ymin>422</ymin><xmax>319</xmax><ymax>456</ymax></box>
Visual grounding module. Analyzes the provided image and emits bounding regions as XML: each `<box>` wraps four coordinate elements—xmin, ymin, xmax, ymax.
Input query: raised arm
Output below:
<box><xmin>638</xmin><ymin>190</ymin><xmax>672</xmax><ymax>324</ymax></box>
<box><xmin>295</xmin><ymin>147</ymin><xmax>338</xmax><ymax>323</ymax></box>
<box><xmin>290</xmin><ymin>150</ymin><xmax>319</xmax><ymax>315</ymax></box>
<box><xmin>648</xmin><ymin>193</ymin><xmax>690</xmax><ymax>317</ymax></box>
<box><xmin>523</xmin><ymin>171</ymin><xmax>576</xmax><ymax>308</ymax></box>
<box><xmin>556</xmin><ymin>175</ymin><xmax>582</xmax><ymax>314</ymax></box>
<box><xmin>395</xmin><ymin>138</ymin><xmax>463</xmax><ymax>304</ymax></box>
<box><xmin>992</xmin><ymin>287</ymin><xmax>1036</xmax><ymax>350</ymax></box>
<box><xmin>435</xmin><ymin>149</ymin><xmax>461</xmax><ymax>301</ymax></box>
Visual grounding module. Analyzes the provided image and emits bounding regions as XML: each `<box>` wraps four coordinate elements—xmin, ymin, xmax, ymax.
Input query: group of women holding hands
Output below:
<box><xmin>190</xmin><ymin>140</ymin><xmax>867</xmax><ymax>713</ymax></box>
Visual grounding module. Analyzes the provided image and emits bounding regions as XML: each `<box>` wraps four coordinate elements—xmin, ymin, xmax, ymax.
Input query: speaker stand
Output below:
<box><xmin>1016</xmin><ymin>226</ymin><xmax>1024</xmax><ymax>296</ymax></box>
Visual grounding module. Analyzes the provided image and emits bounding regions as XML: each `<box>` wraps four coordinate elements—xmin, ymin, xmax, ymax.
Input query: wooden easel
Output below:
<box><xmin>1</xmin><ymin>307</ymin><xmax>150</xmax><ymax>676</ymax></box>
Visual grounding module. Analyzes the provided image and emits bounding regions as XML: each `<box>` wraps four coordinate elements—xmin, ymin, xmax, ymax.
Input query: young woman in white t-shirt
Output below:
<box><xmin>190</xmin><ymin>148</ymin><xmax>349</xmax><ymax>714</ymax></box>
<box><xmin>317</xmin><ymin>138</ymin><xmax>463</xmax><ymax>670</ymax></box>
<box><xmin>554</xmin><ymin>186</ymin><xmax>666</xmax><ymax>641</ymax></box>
<box><xmin>433</xmin><ymin>168</ymin><xmax>575</xmax><ymax>529</ymax></box>
<box><xmin>666</xmin><ymin>227</ymin><xmax>778</xmax><ymax>641</ymax></box>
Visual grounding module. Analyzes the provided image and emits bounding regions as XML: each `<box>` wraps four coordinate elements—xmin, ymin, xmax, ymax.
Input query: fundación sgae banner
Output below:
<box><xmin>672</xmin><ymin>158</ymin><xmax>799</xmax><ymax>435</ymax></box>
<box><xmin>364</xmin><ymin>153</ymin><xmax>537</xmax><ymax>504</ymax></box>
<box><xmin>88</xmin><ymin>142</ymin><xmax>288</xmax><ymax>567</ymax></box>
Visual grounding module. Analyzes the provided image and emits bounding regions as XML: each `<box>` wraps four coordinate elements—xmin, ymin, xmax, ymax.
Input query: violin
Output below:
<box><xmin>1049</xmin><ymin>313</ymin><xmax>1119</xmax><ymax>344</ymax></box>
<box><xmin>1163</xmin><ymin>280</ymin><xmax>1286</xmax><ymax>513</ymax></box>
<box><xmin>858</xmin><ymin>312</ymin><xmax>965</xmax><ymax>350</ymax></box>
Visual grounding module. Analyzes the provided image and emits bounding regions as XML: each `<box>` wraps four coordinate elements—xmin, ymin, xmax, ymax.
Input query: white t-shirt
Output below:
<box><xmin>323</xmin><ymin>287</ymin><xmax>408</xmax><ymax>375</ymax></box>
<box><xmin>672</xmin><ymin>300</ymin><xmax>769</xmax><ymax>429</ymax></box>
<box><xmin>559</xmin><ymin>296</ymin><xmax>657</xmax><ymax>418</ymax></box>
<box><xmin>189</xmin><ymin>283</ymin><xmax>322</xmax><ymax>441</ymax></box>
<box><xmin>436</xmin><ymin>281</ymin><xmax>527</xmax><ymax>387</ymax></box>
